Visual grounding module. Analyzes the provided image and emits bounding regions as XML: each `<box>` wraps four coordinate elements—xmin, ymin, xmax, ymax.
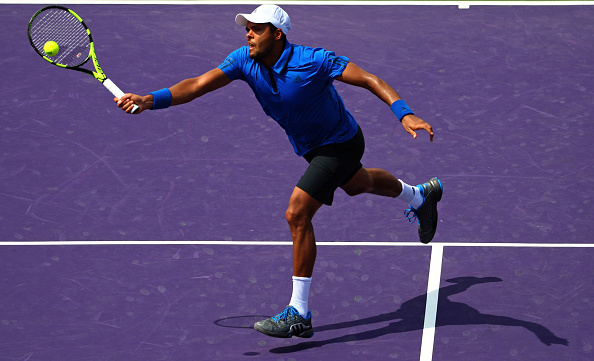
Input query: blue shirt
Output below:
<box><xmin>218</xmin><ymin>40</ymin><xmax>359</xmax><ymax>156</ymax></box>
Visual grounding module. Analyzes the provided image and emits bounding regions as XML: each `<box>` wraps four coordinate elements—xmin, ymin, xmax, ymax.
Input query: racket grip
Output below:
<box><xmin>103</xmin><ymin>78</ymin><xmax>139</xmax><ymax>114</ymax></box>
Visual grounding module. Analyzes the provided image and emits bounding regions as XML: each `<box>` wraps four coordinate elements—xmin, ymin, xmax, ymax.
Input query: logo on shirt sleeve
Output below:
<box><xmin>218</xmin><ymin>57</ymin><xmax>236</xmax><ymax>70</ymax></box>
<box><xmin>328</xmin><ymin>55</ymin><xmax>348</xmax><ymax>68</ymax></box>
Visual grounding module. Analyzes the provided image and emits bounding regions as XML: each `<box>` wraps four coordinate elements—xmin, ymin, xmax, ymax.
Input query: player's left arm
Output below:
<box><xmin>336</xmin><ymin>62</ymin><xmax>434</xmax><ymax>141</ymax></box>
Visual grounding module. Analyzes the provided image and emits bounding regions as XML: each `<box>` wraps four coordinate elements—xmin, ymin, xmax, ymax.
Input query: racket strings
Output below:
<box><xmin>29</xmin><ymin>8</ymin><xmax>91</xmax><ymax>67</ymax></box>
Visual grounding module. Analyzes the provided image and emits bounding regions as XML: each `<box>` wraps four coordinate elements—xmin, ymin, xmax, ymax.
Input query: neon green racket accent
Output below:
<box><xmin>28</xmin><ymin>5</ymin><xmax>139</xmax><ymax>113</ymax></box>
<box><xmin>68</xmin><ymin>8</ymin><xmax>84</xmax><ymax>23</ymax></box>
<box><xmin>89</xmin><ymin>42</ymin><xmax>107</xmax><ymax>82</ymax></box>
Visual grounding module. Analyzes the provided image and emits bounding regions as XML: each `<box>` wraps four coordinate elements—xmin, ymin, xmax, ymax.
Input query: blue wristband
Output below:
<box><xmin>149</xmin><ymin>88</ymin><xmax>172</xmax><ymax>110</ymax></box>
<box><xmin>390</xmin><ymin>100</ymin><xmax>414</xmax><ymax>122</ymax></box>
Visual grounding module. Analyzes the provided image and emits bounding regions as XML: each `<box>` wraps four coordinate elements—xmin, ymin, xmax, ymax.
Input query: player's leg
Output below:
<box><xmin>253</xmin><ymin>187</ymin><xmax>321</xmax><ymax>338</ymax></box>
<box><xmin>286</xmin><ymin>186</ymin><xmax>323</xmax><ymax>277</ymax></box>
<box><xmin>341</xmin><ymin>167</ymin><xmax>442</xmax><ymax>244</ymax></box>
<box><xmin>341</xmin><ymin>167</ymin><xmax>403</xmax><ymax>198</ymax></box>
<box><xmin>253</xmin><ymin>133</ymin><xmax>361</xmax><ymax>338</ymax></box>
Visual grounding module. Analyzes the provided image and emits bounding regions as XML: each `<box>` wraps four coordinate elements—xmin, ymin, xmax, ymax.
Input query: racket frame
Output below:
<box><xmin>28</xmin><ymin>5</ymin><xmax>138</xmax><ymax>113</ymax></box>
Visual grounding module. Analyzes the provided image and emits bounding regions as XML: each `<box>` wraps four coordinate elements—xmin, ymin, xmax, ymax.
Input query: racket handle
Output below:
<box><xmin>103</xmin><ymin>78</ymin><xmax>139</xmax><ymax>114</ymax></box>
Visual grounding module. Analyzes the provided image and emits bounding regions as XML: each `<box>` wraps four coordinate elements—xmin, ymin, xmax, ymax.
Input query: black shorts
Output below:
<box><xmin>296</xmin><ymin>127</ymin><xmax>365</xmax><ymax>206</ymax></box>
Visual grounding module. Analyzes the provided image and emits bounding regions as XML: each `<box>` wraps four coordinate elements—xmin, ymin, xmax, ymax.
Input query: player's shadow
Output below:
<box><xmin>269</xmin><ymin>276</ymin><xmax>569</xmax><ymax>354</ymax></box>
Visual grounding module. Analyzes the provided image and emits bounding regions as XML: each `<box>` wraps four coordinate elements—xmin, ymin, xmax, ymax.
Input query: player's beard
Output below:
<box><xmin>249</xmin><ymin>35</ymin><xmax>274</xmax><ymax>62</ymax></box>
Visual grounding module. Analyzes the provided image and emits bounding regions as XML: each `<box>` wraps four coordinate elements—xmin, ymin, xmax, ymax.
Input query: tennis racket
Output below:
<box><xmin>27</xmin><ymin>5</ymin><xmax>138</xmax><ymax>113</ymax></box>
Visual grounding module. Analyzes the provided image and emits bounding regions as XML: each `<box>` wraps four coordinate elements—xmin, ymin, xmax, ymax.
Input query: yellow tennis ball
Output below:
<box><xmin>44</xmin><ymin>41</ymin><xmax>59</xmax><ymax>57</ymax></box>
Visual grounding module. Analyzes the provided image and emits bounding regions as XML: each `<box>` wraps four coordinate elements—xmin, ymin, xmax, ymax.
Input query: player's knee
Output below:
<box><xmin>286</xmin><ymin>207</ymin><xmax>307</xmax><ymax>228</ymax></box>
<box><xmin>286</xmin><ymin>187</ymin><xmax>321</xmax><ymax>230</ymax></box>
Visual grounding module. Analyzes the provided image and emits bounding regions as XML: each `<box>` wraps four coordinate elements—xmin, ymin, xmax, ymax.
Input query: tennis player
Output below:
<box><xmin>116</xmin><ymin>4</ymin><xmax>443</xmax><ymax>339</ymax></box>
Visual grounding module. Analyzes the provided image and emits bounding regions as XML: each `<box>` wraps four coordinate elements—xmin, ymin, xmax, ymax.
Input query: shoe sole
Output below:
<box><xmin>254</xmin><ymin>323</ymin><xmax>314</xmax><ymax>339</ymax></box>
<box><xmin>419</xmin><ymin>177</ymin><xmax>442</xmax><ymax>244</ymax></box>
<box><xmin>425</xmin><ymin>177</ymin><xmax>443</xmax><ymax>202</ymax></box>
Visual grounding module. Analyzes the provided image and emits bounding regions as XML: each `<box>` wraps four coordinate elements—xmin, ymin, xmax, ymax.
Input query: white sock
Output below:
<box><xmin>289</xmin><ymin>276</ymin><xmax>311</xmax><ymax>317</ymax></box>
<box><xmin>396</xmin><ymin>180</ymin><xmax>424</xmax><ymax>209</ymax></box>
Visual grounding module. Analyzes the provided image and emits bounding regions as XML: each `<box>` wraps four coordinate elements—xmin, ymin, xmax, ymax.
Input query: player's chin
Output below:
<box><xmin>248</xmin><ymin>49</ymin><xmax>259</xmax><ymax>60</ymax></box>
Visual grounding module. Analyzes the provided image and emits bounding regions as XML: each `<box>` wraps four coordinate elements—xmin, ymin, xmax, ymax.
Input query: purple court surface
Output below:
<box><xmin>1</xmin><ymin>3</ymin><xmax>593</xmax><ymax>360</ymax></box>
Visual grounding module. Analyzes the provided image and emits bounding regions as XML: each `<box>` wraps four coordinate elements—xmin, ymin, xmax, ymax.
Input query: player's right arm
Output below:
<box><xmin>116</xmin><ymin>68</ymin><xmax>232</xmax><ymax>114</ymax></box>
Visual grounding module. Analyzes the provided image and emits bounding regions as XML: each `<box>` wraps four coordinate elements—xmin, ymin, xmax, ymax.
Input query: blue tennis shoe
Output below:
<box><xmin>254</xmin><ymin>306</ymin><xmax>313</xmax><ymax>338</ymax></box>
<box><xmin>404</xmin><ymin>177</ymin><xmax>443</xmax><ymax>244</ymax></box>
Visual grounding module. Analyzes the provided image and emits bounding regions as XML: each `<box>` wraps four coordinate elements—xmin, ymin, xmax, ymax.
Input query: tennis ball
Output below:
<box><xmin>44</xmin><ymin>41</ymin><xmax>59</xmax><ymax>57</ymax></box>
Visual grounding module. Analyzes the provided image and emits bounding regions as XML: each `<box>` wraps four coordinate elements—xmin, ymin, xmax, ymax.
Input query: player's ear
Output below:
<box><xmin>274</xmin><ymin>27</ymin><xmax>283</xmax><ymax>41</ymax></box>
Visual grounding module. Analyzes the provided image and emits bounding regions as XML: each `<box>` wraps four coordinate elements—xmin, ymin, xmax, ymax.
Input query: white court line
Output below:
<box><xmin>3</xmin><ymin>1</ymin><xmax>594</xmax><ymax>5</ymax></box>
<box><xmin>419</xmin><ymin>245</ymin><xmax>444</xmax><ymax>361</ymax></box>
<box><xmin>0</xmin><ymin>240</ymin><xmax>592</xmax><ymax>247</ymax></box>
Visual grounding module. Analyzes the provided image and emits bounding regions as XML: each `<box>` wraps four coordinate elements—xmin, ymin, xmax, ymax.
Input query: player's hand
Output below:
<box><xmin>401</xmin><ymin>114</ymin><xmax>434</xmax><ymax>142</ymax></box>
<box><xmin>115</xmin><ymin>93</ymin><xmax>149</xmax><ymax>114</ymax></box>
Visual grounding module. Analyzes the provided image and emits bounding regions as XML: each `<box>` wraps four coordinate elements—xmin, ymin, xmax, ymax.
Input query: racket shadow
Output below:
<box><xmin>269</xmin><ymin>276</ymin><xmax>569</xmax><ymax>354</ymax></box>
<box><xmin>214</xmin><ymin>315</ymin><xmax>271</xmax><ymax>329</ymax></box>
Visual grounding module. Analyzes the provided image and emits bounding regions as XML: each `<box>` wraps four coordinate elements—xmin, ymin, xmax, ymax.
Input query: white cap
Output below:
<box><xmin>235</xmin><ymin>5</ymin><xmax>292</xmax><ymax>34</ymax></box>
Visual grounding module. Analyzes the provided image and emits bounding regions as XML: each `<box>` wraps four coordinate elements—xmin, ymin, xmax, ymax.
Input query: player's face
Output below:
<box><xmin>245</xmin><ymin>22</ymin><xmax>277</xmax><ymax>61</ymax></box>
